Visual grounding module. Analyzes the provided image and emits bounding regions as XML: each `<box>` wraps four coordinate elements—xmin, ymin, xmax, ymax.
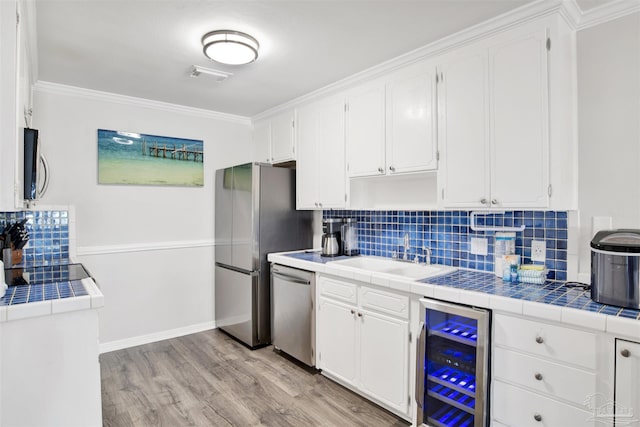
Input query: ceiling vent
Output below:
<box><xmin>190</xmin><ymin>65</ymin><xmax>233</xmax><ymax>82</ymax></box>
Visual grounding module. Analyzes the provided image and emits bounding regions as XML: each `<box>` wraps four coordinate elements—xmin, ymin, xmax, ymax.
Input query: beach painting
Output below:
<box><xmin>97</xmin><ymin>129</ymin><xmax>204</xmax><ymax>186</ymax></box>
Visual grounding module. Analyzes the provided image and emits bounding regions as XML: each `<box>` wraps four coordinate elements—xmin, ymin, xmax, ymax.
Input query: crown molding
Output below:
<box><xmin>33</xmin><ymin>81</ymin><xmax>251</xmax><ymax>125</ymax></box>
<box><xmin>575</xmin><ymin>0</ymin><xmax>640</xmax><ymax>30</ymax></box>
<box><xmin>252</xmin><ymin>0</ymin><xmax>570</xmax><ymax>122</ymax></box>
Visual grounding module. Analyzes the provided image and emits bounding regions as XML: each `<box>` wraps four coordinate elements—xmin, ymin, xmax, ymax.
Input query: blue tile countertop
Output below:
<box><xmin>269</xmin><ymin>251</ymin><xmax>640</xmax><ymax>322</ymax></box>
<box><xmin>0</xmin><ymin>281</ymin><xmax>88</xmax><ymax>306</ymax></box>
<box><xmin>423</xmin><ymin>270</ymin><xmax>640</xmax><ymax>321</ymax></box>
<box><xmin>0</xmin><ymin>260</ymin><xmax>104</xmax><ymax>322</ymax></box>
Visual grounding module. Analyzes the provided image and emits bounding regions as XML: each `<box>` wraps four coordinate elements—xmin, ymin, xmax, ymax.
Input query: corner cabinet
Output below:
<box><xmin>317</xmin><ymin>275</ymin><xmax>410</xmax><ymax>419</ymax></box>
<box><xmin>296</xmin><ymin>96</ymin><xmax>347</xmax><ymax>210</ymax></box>
<box><xmin>252</xmin><ymin>109</ymin><xmax>296</xmax><ymax>164</ymax></box>
<box><xmin>345</xmin><ymin>59</ymin><xmax>438</xmax><ymax>178</ymax></box>
<box><xmin>438</xmin><ymin>23</ymin><xmax>550</xmax><ymax>209</ymax></box>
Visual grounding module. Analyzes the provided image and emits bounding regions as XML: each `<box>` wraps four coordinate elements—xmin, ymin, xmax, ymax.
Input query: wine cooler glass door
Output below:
<box><xmin>416</xmin><ymin>299</ymin><xmax>490</xmax><ymax>427</ymax></box>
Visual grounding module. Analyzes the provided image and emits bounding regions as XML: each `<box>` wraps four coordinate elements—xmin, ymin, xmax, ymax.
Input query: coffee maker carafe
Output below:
<box><xmin>341</xmin><ymin>218</ymin><xmax>359</xmax><ymax>256</ymax></box>
<box><xmin>321</xmin><ymin>218</ymin><xmax>342</xmax><ymax>257</ymax></box>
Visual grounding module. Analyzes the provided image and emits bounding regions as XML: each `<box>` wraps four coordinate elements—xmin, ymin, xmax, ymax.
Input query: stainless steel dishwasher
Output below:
<box><xmin>271</xmin><ymin>264</ymin><xmax>315</xmax><ymax>367</ymax></box>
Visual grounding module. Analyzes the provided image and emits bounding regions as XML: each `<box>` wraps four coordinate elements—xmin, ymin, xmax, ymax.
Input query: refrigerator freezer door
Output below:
<box><xmin>231</xmin><ymin>163</ymin><xmax>255</xmax><ymax>271</ymax></box>
<box><xmin>215</xmin><ymin>263</ymin><xmax>259</xmax><ymax>346</ymax></box>
<box><xmin>214</xmin><ymin>168</ymin><xmax>233</xmax><ymax>266</ymax></box>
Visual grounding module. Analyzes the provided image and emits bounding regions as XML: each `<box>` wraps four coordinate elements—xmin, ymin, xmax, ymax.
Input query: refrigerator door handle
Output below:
<box><xmin>215</xmin><ymin>262</ymin><xmax>257</xmax><ymax>276</ymax></box>
<box><xmin>415</xmin><ymin>320</ymin><xmax>426</xmax><ymax>409</ymax></box>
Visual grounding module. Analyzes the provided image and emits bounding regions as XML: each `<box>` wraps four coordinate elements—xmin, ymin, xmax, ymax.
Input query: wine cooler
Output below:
<box><xmin>415</xmin><ymin>299</ymin><xmax>490</xmax><ymax>427</ymax></box>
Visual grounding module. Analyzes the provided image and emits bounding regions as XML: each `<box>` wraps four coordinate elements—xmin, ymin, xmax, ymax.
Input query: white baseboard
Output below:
<box><xmin>99</xmin><ymin>321</ymin><xmax>216</xmax><ymax>354</ymax></box>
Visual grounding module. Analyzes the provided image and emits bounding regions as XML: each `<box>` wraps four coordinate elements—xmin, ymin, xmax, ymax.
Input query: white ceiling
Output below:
<box><xmin>35</xmin><ymin>0</ymin><xmax>548</xmax><ymax>117</ymax></box>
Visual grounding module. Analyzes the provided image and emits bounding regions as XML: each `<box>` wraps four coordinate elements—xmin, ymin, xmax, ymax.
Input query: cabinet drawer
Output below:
<box><xmin>494</xmin><ymin>314</ymin><xmax>597</xmax><ymax>369</ymax></box>
<box><xmin>359</xmin><ymin>286</ymin><xmax>409</xmax><ymax>319</ymax></box>
<box><xmin>493</xmin><ymin>347</ymin><xmax>596</xmax><ymax>406</ymax></box>
<box><xmin>493</xmin><ymin>381</ymin><xmax>595</xmax><ymax>427</ymax></box>
<box><xmin>319</xmin><ymin>277</ymin><xmax>357</xmax><ymax>304</ymax></box>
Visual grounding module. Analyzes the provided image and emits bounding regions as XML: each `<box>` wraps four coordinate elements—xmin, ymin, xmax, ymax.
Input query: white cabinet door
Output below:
<box><xmin>252</xmin><ymin>120</ymin><xmax>271</xmax><ymax>163</ymax></box>
<box><xmin>346</xmin><ymin>82</ymin><xmax>386</xmax><ymax>178</ymax></box>
<box><xmin>615</xmin><ymin>339</ymin><xmax>640</xmax><ymax>427</ymax></box>
<box><xmin>296</xmin><ymin>97</ymin><xmax>346</xmax><ymax>210</ymax></box>
<box><xmin>296</xmin><ymin>103</ymin><xmax>318</xmax><ymax>209</ymax></box>
<box><xmin>490</xmin><ymin>27</ymin><xmax>549</xmax><ymax>208</ymax></box>
<box><xmin>438</xmin><ymin>50</ymin><xmax>490</xmax><ymax>207</ymax></box>
<box><xmin>358</xmin><ymin>309</ymin><xmax>408</xmax><ymax>414</ymax></box>
<box><xmin>270</xmin><ymin>110</ymin><xmax>296</xmax><ymax>163</ymax></box>
<box><xmin>317</xmin><ymin>297</ymin><xmax>358</xmax><ymax>385</ymax></box>
<box><xmin>316</xmin><ymin>97</ymin><xmax>346</xmax><ymax>208</ymax></box>
<box><xmin>0</xmin><ymin>0</ymin><xmax>19</xmax><ymax>210</ymax></box>
<box><xmin>387</xmin><ymin>60</ymin><xmax>438</xmax><ymax>175</ymax></box>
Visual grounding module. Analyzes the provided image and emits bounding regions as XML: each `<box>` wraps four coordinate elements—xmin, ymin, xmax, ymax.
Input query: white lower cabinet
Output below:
<box><xmin>614</xmin><ymin>339</ymin><xmax>640</xmax><ymax>427</ymax></box>
<box><xmin>317</xmin><ymin>275</ymin><xmax>410</xmax><ymax>418</ymax></box>
<box><xmin>493</xmin><ymin>381</ymin><xmax>595</xmax><ymax>427</ymax></box>
<box><xmin>317</xmin><ymin>297</ymin><xmax>358</xmax><ymax>384</ymax></box>
<box><xmin>492</xmin><ymin>313</ymin><xmax>601</xmax><ymax>427</ymax></box>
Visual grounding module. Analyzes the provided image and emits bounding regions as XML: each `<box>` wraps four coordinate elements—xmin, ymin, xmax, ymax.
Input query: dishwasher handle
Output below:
<box><xmin>272</xmin><ymin>271</ymin><xmax>311</xmax><ymax>285</ymax></box>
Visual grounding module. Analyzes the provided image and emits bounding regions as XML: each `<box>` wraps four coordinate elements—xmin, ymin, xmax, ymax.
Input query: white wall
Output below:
<box><xmin>33</xmin><ymin>83</ymin><xmax>252</xmax><ymax>350</ymax></box>
<box><xmin>576</xmin><ymin>12</ymin><xmax>640</xmax><ymax>280</ymax></box>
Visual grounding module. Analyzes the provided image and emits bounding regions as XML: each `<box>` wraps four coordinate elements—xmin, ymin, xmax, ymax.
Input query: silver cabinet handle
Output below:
<box><xmin>318</xmin><ymin>202</ymin><xmax>323</xmax><ymax>207</ymax></box>
<box><xmin>357</xmin><ymin>312</ymin><xmax>363</xmax><ymax>317</ymax></box>
<box><xmin>534</xmin><ymin>373</ymin><xmax>543</xmax><ymax>381</ymax></box>
<box><xmin>389</xmin><ymin>166</ymin><xmax>395</xmax><ymax>172</ymax></box>
<box><xmin>378</xmin><ymin>167</ymin><xmax>384</xmax><ymax>173</ymax></box>
<box><xmin>350</xmin><ymin>309</ymin><xmax>355</xmax><ymax>315</ymax></box>
<box><xmin>480</xmin><ymin>198</ymin><xmax>488</xmax><ymax>205</ymax></box>
<box><xmin>314</xmin><ymin>202</ymin><xmax>318</xmax><ymax>207</ymax></box>
<box><xmin>536</xmin><ymin>336</ymin><xmax>544</xmax><ymax>344</ymax></box>
<box><xmin>534</xmin><ymin>414</ymin><xmax>542</xmax><ymax>422</ymax></box>
<box><xmin>491</xmin><ymin>199</ymin><xmax>498</xmax><ymax>205</ymax></box>
<box><xmin>621</xmin><ymin>349</ymin><xmax>631</xmax><ymax>357</ymax></box>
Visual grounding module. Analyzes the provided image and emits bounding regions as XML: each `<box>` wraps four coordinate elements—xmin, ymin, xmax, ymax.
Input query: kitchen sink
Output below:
<box><xmin>329</xmin><ymin>256</ymin><xmax>456</xmax><ymax>280</ymax></box>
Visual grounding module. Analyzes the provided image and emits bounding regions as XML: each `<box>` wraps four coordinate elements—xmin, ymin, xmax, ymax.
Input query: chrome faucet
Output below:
<box><xmin>423</xmin><ymin>246</ymin><xmax>432</xmax><ymax>265</ymax></box>
<box><xmin>402</xmin><ymin>233</ymin><xmax>410</xmax><ymax>261</ymax></box>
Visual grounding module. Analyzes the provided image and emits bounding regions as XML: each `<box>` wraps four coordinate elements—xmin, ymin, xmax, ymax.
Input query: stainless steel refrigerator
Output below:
<box><xmin>215</xmin><ymin>163</ymin><xmax>313</xmax><ymax>348</ymax></box>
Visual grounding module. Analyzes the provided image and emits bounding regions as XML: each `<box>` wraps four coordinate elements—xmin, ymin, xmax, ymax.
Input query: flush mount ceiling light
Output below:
<box><xmin>201</xmin><ymin>30</ymin><xmax>259</xmax><ymax>65</ymax></box>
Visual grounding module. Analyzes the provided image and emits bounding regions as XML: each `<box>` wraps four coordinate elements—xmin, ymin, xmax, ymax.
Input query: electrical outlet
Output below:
<box><xmin>470</xmin><ymin>237</ymin><xmax>488</xmax><ymax>256</ymax></box>
<box><xmin>531</xmin><ymin>240</ymin><xmax>546</xmax><ymax>262</ymax></box>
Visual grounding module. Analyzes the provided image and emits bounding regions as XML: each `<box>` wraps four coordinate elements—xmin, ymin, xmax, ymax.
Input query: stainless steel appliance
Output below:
<box><xmin>215</xmin><ymin>163</ymin><xmax>313</xmax><ymax>348</ymax></box>
<box><xmin>591</xmin><ymin>229</ymin><xmax>640</xmax><ymax>309</ymax></box>
<box><xmin>271</xmin><ymin>264</ymin><xmax>315</xmax><ymax>366</ymax></box>
<box><xmin>341</xmin><ymin>218</ymin><xmax>359</xmax><ymax>256</ymax></box>
<box><xmin>321</xmin><ymin>218</ymin><xmax>341</xmax><ymax>257</ymax></box>
<box><xmin>415</xmin><ymin>299</ymin><xmax>490</xmax><ymax>427</ymax></box>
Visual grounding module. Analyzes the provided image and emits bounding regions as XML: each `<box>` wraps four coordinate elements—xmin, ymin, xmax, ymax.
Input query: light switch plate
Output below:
<box><xmin>470</xmin><ymin>237</ymin><xmax>488</xmax><ymax>256</ymax></box>
<box><xmin>531</xmin><ymin>240</ymin><xmax>546</xmax><ymax>262</ymax></box>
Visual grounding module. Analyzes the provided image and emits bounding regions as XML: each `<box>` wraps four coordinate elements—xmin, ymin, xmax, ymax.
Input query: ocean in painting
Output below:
<box><xmin>97</xmin><ymin>129</ymin><xmax>204</xmax><ymax>186</ymax></box>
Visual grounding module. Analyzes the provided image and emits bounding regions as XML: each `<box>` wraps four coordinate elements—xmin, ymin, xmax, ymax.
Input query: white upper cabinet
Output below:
<box><xmin>296</xmin><ymin>95</ymin><xmax>346</xmax><ymax>210</ymax></box>
<box><xmin>490</xmin><ymin>27</ymin><xmax>549</xmax><ymax>208</ymax></box>
<box><xmin>438</xmin><ymin>23</ymin><xmax>551</xmax><ymax>209</ymax></box>
<box><xmin>252</xmin><ymin>109</ymin><xmax>296</xmax><ymax>164</ymax></box>
<box><xmin>252</xmin><ymin>120</ymin><xmax>271</xmax><ymax>163</ymax></box>
<box><xmin>438</xmin><ymin>50</ymin><xmax>490</xmax><ymax>208</ymax></box>
<box><xmin>386</xmin><ymin>60</ymin><xmax>438</xmax><ymax>175</ymax></box>
<box><xmin>270</xmin><ymin>110</ymin><xmax>296</xmax><ymax>163</ymax></box>
<box><xmin>345</xmin><ymin>59</ymin><xmax>437</xmax><ymax>179</ymax></box>
<box><xmin>345</xmin><ymin>81</ymin><xmax>386</xmax><ymax>177</ymax></box>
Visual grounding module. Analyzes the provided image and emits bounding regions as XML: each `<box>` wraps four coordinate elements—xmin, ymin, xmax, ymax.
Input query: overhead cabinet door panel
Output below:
<box><xmin>439</xmin><ymin>52</ymin><xmax>490</xmax><ymax>207</ymax></box>
<box><xmin>387</xmin><ymin>64</ymin><xmax>437</xmax><ymax>174</ymax></box>
<box><xmin>490</xmin><ymin>28</ymin><xmax>549</xmax><ymax>207</ymax></box>
<box><xmin>346</xmin><ymin>83</ymin><xmax>386</xmax><ymax>177</ymax></box>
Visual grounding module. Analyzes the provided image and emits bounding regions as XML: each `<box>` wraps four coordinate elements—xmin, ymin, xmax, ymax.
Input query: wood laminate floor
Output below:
<box><xmin>101</xmin><ymin>329</ymin><xmax>410</xmax><ymax>427</ymax></box>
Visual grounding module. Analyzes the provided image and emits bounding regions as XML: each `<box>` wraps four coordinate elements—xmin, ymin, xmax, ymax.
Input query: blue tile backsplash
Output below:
<box><xmin>324</xmin><ymin>210</ymin><xmax>568</xmax><ymax>282</ymax></box>
<box><xmin>0</xmin><ymin>210</ymin><xmax>70</xmax><ymax>265</ymax></box>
